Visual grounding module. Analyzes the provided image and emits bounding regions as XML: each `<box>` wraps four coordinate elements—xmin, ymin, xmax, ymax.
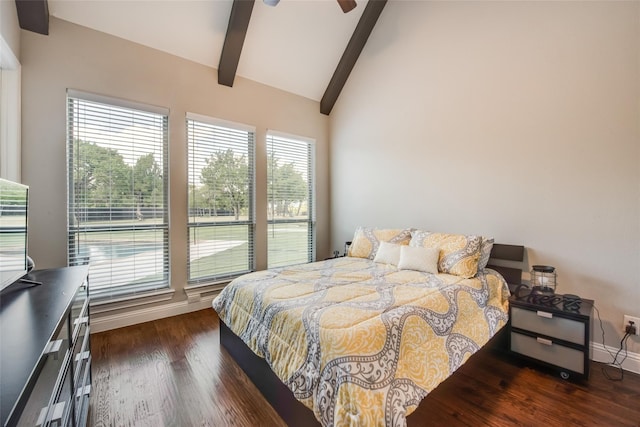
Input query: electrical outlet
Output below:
<box><xmin>623</xmin><ymin>315</ymin><xmax>640</xmax><ymax>336</ymax></box>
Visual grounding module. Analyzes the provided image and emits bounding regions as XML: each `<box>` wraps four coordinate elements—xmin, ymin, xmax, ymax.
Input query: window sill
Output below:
<box><xmin>90</xmin><ymin>289</ymin><xmax>176</xmax><ymax>314</ymax></box>
<box><xmin>184</xmin><ymin>280</ymin><xmax>230</xmax><ymax>301</ymax></box>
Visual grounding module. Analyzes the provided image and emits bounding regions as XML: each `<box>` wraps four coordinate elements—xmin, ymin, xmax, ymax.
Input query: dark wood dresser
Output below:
<box><xmin>1</xmin><ymin>266</ymin><xmax>91</xmax><ymax>427</ymax></box>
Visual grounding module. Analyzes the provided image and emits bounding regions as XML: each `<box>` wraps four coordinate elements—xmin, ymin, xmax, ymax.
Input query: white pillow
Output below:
<box><xmin>398</xmin><ymin>245</ymin><xmax>439</xmax><ymax>274</ymax></box>
<box><xmin>373</xmin><ymin>241</ymin><xmax>402</xmax><ymax>266</ymax></box>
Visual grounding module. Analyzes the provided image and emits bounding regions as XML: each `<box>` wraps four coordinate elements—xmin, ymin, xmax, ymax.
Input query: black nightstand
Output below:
<box><xmin>325</xmin><ymin>241</ymin><xmax>352</xmax><ymax>260</ymax></box>
<box><xmin>509</xmin><ymin>290</ymin><xmax>593</xmax><ymax>381</ymax></box>
<box><xmin>324</xmin><ymin>250</ymin><xmax>344</xmax><ymax>260</ymax></box>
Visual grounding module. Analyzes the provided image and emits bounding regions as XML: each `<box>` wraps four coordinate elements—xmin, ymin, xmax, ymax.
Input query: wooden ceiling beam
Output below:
<box><xmin>320</xmin><ymin>0</ymin><xmax>387</xmax><ymax>115</ymax></box>
<box><xmin>337</xmin><ymin>0</ymin><xmax>357</xmax><ymax>14</ymax></box>
<box><xmin>15</xmin><ymin>0</ymin><xmax>49</xmax><ymax>35</ymax></box>
<box><xmin>218</xmin><ymin>0</ymin><xmax>255</xmax><ymax>87</ymax></box>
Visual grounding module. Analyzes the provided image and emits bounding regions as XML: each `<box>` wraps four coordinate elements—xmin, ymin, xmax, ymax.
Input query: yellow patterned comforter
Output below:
<box><xmin>212</xmin><ymin>257</ymin><xmax>510</xmax><ymax>427</ymax></box>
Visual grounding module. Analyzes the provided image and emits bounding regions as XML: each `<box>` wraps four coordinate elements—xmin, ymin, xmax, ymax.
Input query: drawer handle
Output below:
<box><xmin>74</xmin><ymin>316</ymin><xmax>89</xmax><ymax>326</ymax></box>
<box><xmin>76</xmin><ymin>384</ymin><xmax>91</xmax><ymax>398</ymax></box>
<box><xmin>36</xmin><ymin>401</ymin><xmax>65</xmax><ymax>426</ymax></box>
<box><xmin>44</xmin><ymin>339</ymin><xmax>63</xmax><ymax>359</ymax></box>
<box><xmin>536</xmin><ymin>310</ymin><xmax>553</xmax><ymax>319</ymax></box>
<box><xmin>75</xmin><ymin>350</ymin><xmax>90</xmax><ymax>362</ymax></box>
<box><xmin>536</xmin><ymin>337</ymin><xmax>553</xmax><ymax>346</ymax></box>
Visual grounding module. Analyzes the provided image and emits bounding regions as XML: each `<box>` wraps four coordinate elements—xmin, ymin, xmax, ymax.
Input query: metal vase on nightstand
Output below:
<box><xmin>344</xmin><ymin>241</ymin><xmax>352</xmax><ymax>257</ymax></box>
<box><xmin>530</xmin><ymin>265</ymin><xmax>557</xmax><ymax>295</ymax></box>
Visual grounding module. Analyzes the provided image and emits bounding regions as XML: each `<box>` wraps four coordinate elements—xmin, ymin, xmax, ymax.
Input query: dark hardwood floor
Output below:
<box><xmin>90</xmin><ymin>309</ymin><xmax>640</xmax><ymax>427</ymax></box>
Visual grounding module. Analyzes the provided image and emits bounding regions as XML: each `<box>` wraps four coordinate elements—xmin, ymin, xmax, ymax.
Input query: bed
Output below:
<box><xmin>213</xmin><ymin>230</ymin><xmax>523</xmax><ymax>427</ymax></box>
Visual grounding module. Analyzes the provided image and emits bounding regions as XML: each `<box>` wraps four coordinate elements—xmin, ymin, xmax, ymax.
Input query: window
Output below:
<box><xmin>67</xmin><ymin>91</ymin><xmax>169</xmax><ymax>299</ymax></box>
<box><xmin>187</xmin><ymin>113</ymin><xmax>255</xmax><ymax>283</ymax></box>
<box><xmin>267</xmin><ymin>131</ymin><xmax>315</xmax><ymax>268</ymax></box>
<box><xmin>0</xmin><ymin>34</ymin><xmax>21</xmax><ymax>182</ymax></box>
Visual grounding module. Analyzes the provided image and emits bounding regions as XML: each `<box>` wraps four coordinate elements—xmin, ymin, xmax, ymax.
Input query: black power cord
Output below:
<box><xmin>588</xmin><ymin>303</ymin><xmax>632</xmax><ymax>381</ymax></box>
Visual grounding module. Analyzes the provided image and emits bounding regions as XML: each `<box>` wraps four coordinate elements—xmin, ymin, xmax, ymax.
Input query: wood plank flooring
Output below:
<box><xmin>90</xmin><ymin>309</ymin><xmax>640</xmax><ymax>427</ymax></box>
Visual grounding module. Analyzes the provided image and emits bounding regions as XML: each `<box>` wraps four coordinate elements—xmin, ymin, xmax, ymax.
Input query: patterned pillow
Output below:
<box><xmin>478</xmin><ymin>237</ymin><xmax>495</xmax><ymax>270</ymax></box>
<box><xmin>409</xmin><ymin>230</ymin><xmax>482</xmax><ymax>278</ymax></box>
<box><xmin>348</xmin><ymin>227</ymin><xmax>412</xmax><ymax>260</ymax></box>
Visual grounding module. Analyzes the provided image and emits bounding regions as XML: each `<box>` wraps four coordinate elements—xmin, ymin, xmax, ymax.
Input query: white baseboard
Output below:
<box><xmin>90</xmin><ymin>293</ymin><xmax>218</xmax><ymax>333</ymax></box>
<box><xmin>591</xmin><ymin>342</ymin><xmax>640</xmax><ymax>375</ymax></box>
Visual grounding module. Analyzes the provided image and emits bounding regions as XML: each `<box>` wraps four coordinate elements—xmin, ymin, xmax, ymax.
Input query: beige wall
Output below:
<box><xmin>330</xmin><ymin>1</ymin><xmax>640</xmax><ymax>353</ymax></box>
<box><xmin>0</xmin><ymin>0</ymin><xmax>20</xmax><ymax>57</ymax></box>
<box><xmin>20</xmin><ymin>18</ymin><xmax>329</xmax><ymax>309</ymax></box>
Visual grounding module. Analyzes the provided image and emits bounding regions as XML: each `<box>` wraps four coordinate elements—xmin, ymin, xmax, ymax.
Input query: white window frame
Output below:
<box><xmin>266</xmin><ymin>130</ymin><xmax>315</xmax><ymax>268</ymax></box>
<box><xmin>0</xmin><ymin>34</ymin><xmax>21</xmax><ymax>182</ymax></box>
<box><xmin>66</xmin><ymin>90</ymin><xmax>170</xmax><ymax>300</ymax></box>
<box><xmin>186</xmin><ymin>112</ymin><xmax>256</xmax><ymax>284</ymax></box>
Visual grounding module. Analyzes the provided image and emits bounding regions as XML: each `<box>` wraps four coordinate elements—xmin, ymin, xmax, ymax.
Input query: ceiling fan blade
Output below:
<box><xmin>337</xmin><ymin>0</ymin><xmax>357</xmax><ymax>13</ymax></box>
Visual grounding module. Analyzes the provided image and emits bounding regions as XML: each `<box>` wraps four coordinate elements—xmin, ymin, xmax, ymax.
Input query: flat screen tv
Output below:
<box><xmin>0</xmin><ymin>178</ymin><xmax>29</xmax><ymax>292</ymax></box>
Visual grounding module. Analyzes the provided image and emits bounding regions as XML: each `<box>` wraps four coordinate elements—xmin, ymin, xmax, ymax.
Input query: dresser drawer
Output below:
<box><xmin>71</xmin><ymin>283</ymin><xmax>89</xmax><ymax>342</ymax></box>
<box><xmin>511</xmin><ymin>331</ymin><xmax>584</xmax><ymax>374</ymax></box>
<box><xmin>511</xmin><ymin>306</ymin><xmax>585</xmax><ymax>345</ymax></box>
<box><xmin>36</xmin><ymin>355</ymin><xmax>74</xmax><ymax>427</ymax></box>
<box><xmin>17</xmin><ymin>354</ymin><xmax>64</xmax><ymax>427</ymax></box>
<box><xmin>74</xmin><ymin>356</ymin><xmax>91</xmax><ymax>427</ymax></box>
<box><xmin>17</xmin><ymin>323</ymin><xmax>71</xmax><ymax>427</ymax></box>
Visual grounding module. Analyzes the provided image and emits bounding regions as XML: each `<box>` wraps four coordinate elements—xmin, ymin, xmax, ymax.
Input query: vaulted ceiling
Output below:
<box><xmin>15</xmin><ymin>0</ymin><xmax>388</xmax><ymax>115</ymax></box>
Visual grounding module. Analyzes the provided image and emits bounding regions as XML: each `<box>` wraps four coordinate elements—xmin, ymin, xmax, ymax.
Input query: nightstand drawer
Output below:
<box><xmin>511</xmin><ymin>306</ymin><xmax>585</xmax><ymax>345</ymax></box>
<box><xmin>511</xmin><ymin>331</ymin><xmax>584</xmax><ymax>374</ymax></box>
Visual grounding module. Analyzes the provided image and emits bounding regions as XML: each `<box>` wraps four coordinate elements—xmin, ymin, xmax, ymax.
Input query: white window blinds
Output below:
<box><xmin>67</xmin><ymin>91</ymin><xmax>169</xmax><ymax>299</ymax></box>
<box><xmin>187</xmin><ymin>113</ymin><xmax>255</xmax><ymax>283</ymax></box>
<box><xmin>267</xmin><ymin>131</ymin><xmax>315</xmax><ymax>268</ymax></box>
